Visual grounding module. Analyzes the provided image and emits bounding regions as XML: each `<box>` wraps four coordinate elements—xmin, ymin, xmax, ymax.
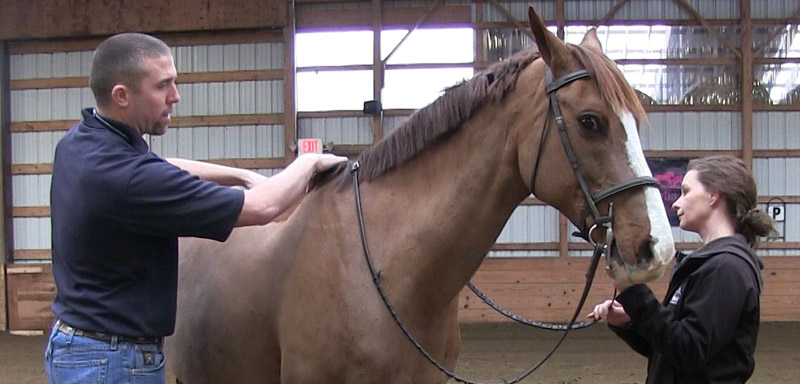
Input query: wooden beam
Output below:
<box><xmin>10</xmin><ymin>120</ymin><xmax>76</xmax><ymax>133</ymax></box>
<box><xmin>11</xmin><ymin>164</ymin><xmax>53</xmax><ymax>175</ymax></box>
<box><xmin>1</xmin><ymin>264</ymin><xmax>5</xmax><ymax>331</ymax></box>
<box><xmin>178</xmin><ymin>158</ymin><xmax>287</xmax><ymax>169</ymax></box>
<box><xmin>1</xmin><ymin>42</ymin><xmax>13</xmax><ymax>267</ymax></box>
<box><xmin>296</xmin><ymin>5</ymin><xmax>470</xmax><ymax>31</ymax></box>
<box><xmin>615</xmin><ymin>58</ymin><xmax>737</xmax><ymax>66</ymax></box>
<box><xmin>644</xmin><ymin>150</ymin><xmax>740</xmax><ymax>158</ymax></box>
<box><xmin>168</xmin><ymin>114</ymin><xmax>284</xmax><ymax>127</ymax></box>
<box><xmin>372</xmin><ymin>0</ymin><xmax>384</xmax><ymax>143</ymax></box>
<box><xmin>556</xmin><ymin>0</ymin><xmax>565</xmax><ymax>40</ymax></box>
<box><xmin>7</xmin><ymin>29</ymin><xmax>283</xmax><ymax>55</ymax></box>
<box><xmin>11</xmin><ymin>207</ymin><xmax>49</xmax><ymax>217</ymax></box>
<box><xmin>753</xmin><ymin>149</ymin><xmax>800</xmax><ymax>158</ymax></box>
<box><xmin>644</xmin><ymin>104</ymin><xmax>740</xmax><ymax>112</ymax></box>
<box><xmin>11</xmin><ymin>250</ymin><xmax>51</xmax><ymax>260</ymax></box>
<box><xmin>476</xmin><ymin>0</ymin><xmax>485</xmax><ymax>62</ymax></box>
<box><xmin>284</xmin><ymin>2</ymin><xmax>297</xmax><ymax>165</ymax></box>
<box><xmin>559</xmin><ymin>214</ymin><xmax>569</xmax><ymax>258</ymax></box>
<box><xmin>10</xmin><ymin>70</ymin><xmax>284</xmax><ymax>91</ymax></box>
<box><xmin>741</xmin><ymin>0</ymin><xmax>754</xmax><ymax>169</ymax></box>
<box><xmin>492</xmin><ymin>243</ymin><xmax>560</xmax><ymax>251</ymax></box>
<box><xmin>674</xmin><ymin>0</ymin><xmax>742</xmax><ymax>59</ymax></box>
<box><xmin>758</xmin><ymin>196</ymin><xmax>800</xmax><ymax>204</ymax></box>
<box><xmin>0</xmin><ymin>0</ymin><xmax>288</xmax><ymax>40</ymax></box>
<box><xmin>11</xmin><ymin>157</ymin><xmax>285</xmax><ymax>175</ymax></box>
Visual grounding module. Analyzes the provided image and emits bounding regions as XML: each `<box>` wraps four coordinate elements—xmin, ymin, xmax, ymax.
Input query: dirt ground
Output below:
<box><xmin>2</xmin><ymin>322</ymin><xmax>798</xmax><ymax>384</ymax></box>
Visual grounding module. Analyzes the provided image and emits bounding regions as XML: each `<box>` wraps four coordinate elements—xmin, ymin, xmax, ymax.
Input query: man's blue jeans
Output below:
<box><xmin>44</xmin><ymin>322</ymin><xmax>165</xmax><ymax>384</ymax></box>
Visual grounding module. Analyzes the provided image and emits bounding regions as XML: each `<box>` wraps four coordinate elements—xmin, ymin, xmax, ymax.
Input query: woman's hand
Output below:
<box><xmin>587</xmin><ymin>299</ymin><xmax>631</xmax><ymax>328</ymax></box>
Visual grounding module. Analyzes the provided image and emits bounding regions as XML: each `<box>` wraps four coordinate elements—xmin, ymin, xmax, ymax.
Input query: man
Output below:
<box><xmin>44</xmin><ymin>32</ymin><xmax>346</xmax><ymax>384</ymax></box>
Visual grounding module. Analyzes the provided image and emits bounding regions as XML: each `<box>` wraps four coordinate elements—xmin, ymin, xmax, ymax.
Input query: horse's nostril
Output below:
<box><xmin>637</xmin><ymin>238</ymin><xmax>654</xmax><ymax>265</ymax></box>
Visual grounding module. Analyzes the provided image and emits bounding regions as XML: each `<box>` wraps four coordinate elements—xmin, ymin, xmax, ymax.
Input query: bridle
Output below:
<box><xmin>349</xmin><ymin>67</ymin><xmax>659</xmax><ymax>384</ymax></box>
<box><xmin>531</xmin><ymin>68</ymin><xmax>659</xmax><ymax>253</ymax></box>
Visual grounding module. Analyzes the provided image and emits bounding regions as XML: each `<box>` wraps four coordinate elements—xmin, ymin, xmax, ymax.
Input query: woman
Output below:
<box><xmin>588</xmin><ymin>156</ymin><xmax>775</xmax><ymax>383</ymax></box>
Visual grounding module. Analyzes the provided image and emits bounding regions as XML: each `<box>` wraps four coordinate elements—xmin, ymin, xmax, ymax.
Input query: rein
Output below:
<box><xmin>351</xmin><ymin>160</ymin><xmax>607</xmax><ymax>384</ymax></box>
<box><xmin>349</xmin><ymin>67</ymin><xmax>659</xmax><ymax>383</ymax></box>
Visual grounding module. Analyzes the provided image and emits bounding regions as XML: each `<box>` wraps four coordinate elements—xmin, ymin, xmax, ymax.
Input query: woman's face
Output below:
<box><xmin>671</xmin><ymin>170</ymin><xmax>713</xmax><ymax>233</ymax></box>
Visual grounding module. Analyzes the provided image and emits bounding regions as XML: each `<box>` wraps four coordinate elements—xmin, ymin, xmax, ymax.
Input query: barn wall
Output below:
<box><xmin>4</xmin><ymin>30</ymin><xmax>293</xmax><ymax>331</ymax></box>
<box><xmin>0</xmin><ymin>0</ymin><xmax>288</xmax><ymax>40</ymax></box>
<box><xmin>3</xmin><ymin>0</ymin><xmax>800</xmax><ymax>331</ymax></box>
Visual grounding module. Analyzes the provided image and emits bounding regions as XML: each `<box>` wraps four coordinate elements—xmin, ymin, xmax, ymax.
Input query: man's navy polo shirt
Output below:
<box><xmin>50</xmin><ymin>108</ymin><xmax>245</xmax><ymax>337</ymax></box>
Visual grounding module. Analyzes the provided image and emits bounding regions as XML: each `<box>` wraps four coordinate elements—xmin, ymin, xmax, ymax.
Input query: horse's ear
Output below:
<box><xmin>527</xmin><ymin>6</ymin><xmax>570</xmax><ymax>73</ymax></box>
<box><xmin>581</xmin><ymin>28</ymin><xmax>603</xmax><ymax>52</ymax></box>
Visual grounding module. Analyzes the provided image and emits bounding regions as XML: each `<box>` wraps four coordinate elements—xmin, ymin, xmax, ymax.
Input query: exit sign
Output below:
<box><xmin>298</xmin><ymin>138</ymin><xmax>322</xmax><ymax>155</ymax></box>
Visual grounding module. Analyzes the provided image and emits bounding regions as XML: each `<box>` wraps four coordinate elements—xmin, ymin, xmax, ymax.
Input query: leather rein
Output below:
<box><xmin>349</xmin><ymin>68</ymin><xmax>659</xmax><ymax>384</ymax></box>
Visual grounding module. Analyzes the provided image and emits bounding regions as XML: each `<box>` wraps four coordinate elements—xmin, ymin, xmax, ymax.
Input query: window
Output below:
<box><xmin>295</xmin><ymin>30</ymin><xmax>373</xmax><ymax>111</ymax></box>
<box><xmin>295</xmin><ymin>27</ymin><xmax>475</xmax><ymax>111</ymax></box>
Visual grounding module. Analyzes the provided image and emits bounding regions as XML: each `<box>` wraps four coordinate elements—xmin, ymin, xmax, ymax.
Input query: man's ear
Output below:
<box><xmin>111</xmin><ymin>84</ymin><xmax>130</xmax><ymax>107</ymax></box>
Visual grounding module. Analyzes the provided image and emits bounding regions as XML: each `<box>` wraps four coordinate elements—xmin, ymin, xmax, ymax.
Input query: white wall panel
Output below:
<box><xmin>641</xmin><ymin>112</ymin><xmax>740</xmax><ymax>150</ymax></box>
<box><xmin>175</xmin><ymin>81</ymin><xmax>284</xmax><ymax>117</ymax></box>
<box><xmin>383</xmin><ymin>115</ymin><xmax>409</xmax><ymax>136</ymax></box>
<box><xmin>150</xmin><ymin>125</ymin><xmax>285</xmax><ymax>159</ymax></box>
<box><xmin>481</xmin><ymin>1</ymin><xmax>554</xmax><ymax>22</ymax></box>
<box><xmin>12</xmin><ymin>218</ymin><xmax>51</xmax><ymax>250</ymax></box>
<box><xmin>11</xmin><ymin>42</ymin><xmax>284</xmax><ymax>80</ymax></box>
<box><xmin>753</xmin><ymin>158</ymin><xmax>800</xmax><ymax>196</ymax></box>
<box><xmin>564</xmin><ymin>0</ymin><xmax>738</xmax><ymax>21</ymax></box>
<box><xmin>11</xmin><ymin>88</ymin><xmax>96</xmax><ymax>122</ymax></box>
<box><xmin>496</xmin><ymin>205</ymin><xmax>559</xmax><ymax>243</ymax></box>
<box><xmin>298</xmin><ymin>117</ymin><xmax>373</xmax><ymax>145</ymax></box>
<box><xmin>751</xmin><ymin>0</ymin><xmax>800</xmax><ymax>19</ymax></box>
<box><xmin>753</xmin><ymin>112</ymin><xmax>800</xmax><ymax>150</ymax></box>
<box><xmin>11</xmin><ymin>132</ymin><xmax>65</xmax><ymax>164</ymax></box>
<box><xmin>12</xmin><ymin>175</ymin><xmax>51</xmax><ymax>207</ymax></box>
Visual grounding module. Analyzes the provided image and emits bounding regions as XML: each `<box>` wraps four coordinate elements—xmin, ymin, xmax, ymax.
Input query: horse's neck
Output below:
<box><xmin>361</xmin><ymin>111</ymin><xmax>530</xmax><ymax>310</ymax></box>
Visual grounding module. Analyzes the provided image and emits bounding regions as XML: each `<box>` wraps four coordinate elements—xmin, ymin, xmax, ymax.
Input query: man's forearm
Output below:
<box><xmin>166</xmin><ymin>158</ymin><xmax>265</xmax><ymax>188</ymax></box>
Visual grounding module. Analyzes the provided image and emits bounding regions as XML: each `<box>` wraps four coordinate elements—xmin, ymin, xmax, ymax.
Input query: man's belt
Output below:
<box><xmin>55</xmin><ymin>319</ymin><xmax>162</xmax><ymax>345</ymax></box>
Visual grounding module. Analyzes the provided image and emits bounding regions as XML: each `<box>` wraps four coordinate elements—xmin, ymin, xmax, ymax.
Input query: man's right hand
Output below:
<box><xmin>299</xmin><ymin>153</ymin><xmax>348</xmax><ymax>172</ymax></box>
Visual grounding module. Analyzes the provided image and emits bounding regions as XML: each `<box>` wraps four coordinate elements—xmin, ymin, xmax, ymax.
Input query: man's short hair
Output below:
<box><xmin>89</xmin><ymin>33</ymin><xmax>172</xmax><ymax>107</ymax></box>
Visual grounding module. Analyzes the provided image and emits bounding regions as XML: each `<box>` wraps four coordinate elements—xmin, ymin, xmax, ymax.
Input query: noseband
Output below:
<box><xmin>531</xmin><ymin>68</ymin><xmax>659</xmax><ymax>253</ymax></box>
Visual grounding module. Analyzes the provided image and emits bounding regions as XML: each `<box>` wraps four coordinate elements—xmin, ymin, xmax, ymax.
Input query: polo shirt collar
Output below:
<box><xmin>81</xmin><ymin>107</ymin><xmax>150</xmax><ymax>152</ymax></box>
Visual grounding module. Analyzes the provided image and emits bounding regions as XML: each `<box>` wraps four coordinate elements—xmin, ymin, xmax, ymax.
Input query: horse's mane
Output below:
<box><xmin>313</xmin><ymin>42</ymin><xmax>645</xmax><ymax>190</ymax></box>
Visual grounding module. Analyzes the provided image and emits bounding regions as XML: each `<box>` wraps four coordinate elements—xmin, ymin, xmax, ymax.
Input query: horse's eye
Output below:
<box><xmin>578</xmin><ymin>115</ymin><xmax>603</xmax><ymax>134</ymax></box>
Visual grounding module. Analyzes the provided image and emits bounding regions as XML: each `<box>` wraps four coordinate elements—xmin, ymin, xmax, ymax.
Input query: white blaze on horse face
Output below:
<box><xmin>619</xmin><ymin>111</ymin><xmax>675</xmax><ymax>275</ymax></box>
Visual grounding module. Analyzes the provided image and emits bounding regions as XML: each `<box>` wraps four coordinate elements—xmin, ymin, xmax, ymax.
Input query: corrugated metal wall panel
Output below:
<box><xmin>641</xmin><ymin>112</ymin><xmax>740</xmax><ymax>150</ymax></box>
<box><xmin>11</xmin><ymin>132</ymin><xmax>65</xmax><ymax>164</ymax></box>
<box><xmin>10</xmin><ymin>43</ymin><xmax>284</xmax><ymax>78</ymax></box>
<box><xmin>753</xmin><ymin>158</ymin><xmax>800</xmax><ymax>196</ymax></box>
<box><xmin>481</xmin><ymin>1</ymin><xmax>554</xmax><ymax>23</ymax></box>
<box><xmin>150</xmin><ymin>125</ymin><xmax>285</xmax><ymax>159</ymax></box>
<box><xmin>496</xmin><ymin>205</ymin><xmax>559</xmax><ymax>243</ymax></box>
<box><xmin>11</xmin><ymin>175</ymin><xmax>51</xmax><ymax>207</ymax></box>
<box><xmin>751</xmin><ymin>0</ymin><xmax>800</xmax><ymax>19</ymax></box>
<box><xmin>12</xmin><ymin>218</ymin><xmax>51</xmax><ymax>250</ymax></box>
<box><xmin>753</xmin><ymin>112</ymin><xmax>800</xmax><ymax>150</ymax></box>
<box><xmin>564</xmin><ymin>0</ymin><xmax>738</xmax><ymax>21</ymax></box>
<box><xmin>172</xmin><ymin>80</ymin><xmax>284</xmax><ymax>117</ymax></box>
<box><xmin>297</xmin><ymin>117</ymin><xmax>373</xmax><ymax>145</ymax></box>
<box><xmin>12</xmin><ymin>87</ymin><xmax>97</xmax><ymax>121</ymax></box>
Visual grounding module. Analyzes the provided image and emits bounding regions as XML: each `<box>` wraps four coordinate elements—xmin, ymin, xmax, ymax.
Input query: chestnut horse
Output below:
<box><xmin>167</xmin><ymin>7</ymin><xmax>675</xmax><ymax>384</ymax></box>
